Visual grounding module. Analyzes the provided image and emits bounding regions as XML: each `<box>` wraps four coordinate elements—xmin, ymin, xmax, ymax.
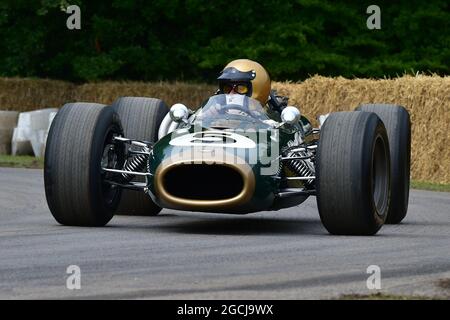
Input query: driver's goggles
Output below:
<box><xmin>221</xmin><ymin>83</ymin><xmax>250</xmax><ymax>95</ymax></box>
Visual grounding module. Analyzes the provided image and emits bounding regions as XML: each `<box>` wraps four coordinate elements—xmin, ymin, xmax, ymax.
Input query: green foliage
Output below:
<box><xmin>0</xmin><ymin>0</ymin><xmax>448</xmax><ymax>82</ymax></box>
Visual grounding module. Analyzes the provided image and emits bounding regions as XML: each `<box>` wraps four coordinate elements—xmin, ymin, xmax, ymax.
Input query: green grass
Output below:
<box><xmin>0</xmin><ymin>155</ymin><xmax>449</xmax><ymax>193</ymax></box>
<box><xmin>0</xmin><ymin>155</ymin><xmax>43</xmax><ymax>169</ymax></box>
<box><xmin>411</xmin><ymin>180</ymin><xmax>450</xmax><ymax>192</ymax></box>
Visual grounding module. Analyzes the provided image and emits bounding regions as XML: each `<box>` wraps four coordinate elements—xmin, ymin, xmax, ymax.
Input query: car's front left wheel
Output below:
<box><xmin>316</xmin><ymin>111</ymin><xmax>391</xmax><ymax>235</ymax></box>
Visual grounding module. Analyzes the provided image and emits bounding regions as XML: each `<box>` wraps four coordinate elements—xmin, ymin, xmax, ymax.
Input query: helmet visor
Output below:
<box><xmin>220</xmin><ymin>82</ymin><xmax>250</xmax><ymax>95</ymax></box>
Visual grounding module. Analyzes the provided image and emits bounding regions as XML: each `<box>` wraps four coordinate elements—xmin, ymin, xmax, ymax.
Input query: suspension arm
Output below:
<box><xmin>103</xmin><ymin>180</ymin><xmax>147</xmax><ymax>191</ymax></box>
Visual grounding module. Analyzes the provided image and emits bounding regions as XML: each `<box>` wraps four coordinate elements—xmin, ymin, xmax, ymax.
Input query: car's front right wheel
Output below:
<box><xmin>316</xmin><ymin>111</ymin><xmax>391</xmax><ymax>235</ymax></box>
<box><xmin>44</xmin><ymin>103</ymin><xmax>124</xmax><ymax>226</ymax></box>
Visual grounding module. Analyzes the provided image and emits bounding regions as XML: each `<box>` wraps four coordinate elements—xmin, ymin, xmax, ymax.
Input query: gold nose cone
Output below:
<box><xmin>154</xmin><ymin>149</ymin><xmax>255</xmax><ymax>211</ymax></box>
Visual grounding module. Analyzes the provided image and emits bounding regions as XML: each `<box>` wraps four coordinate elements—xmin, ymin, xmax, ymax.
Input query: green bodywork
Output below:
<box><xmin>146</xmin><ymin>96</ymin><xmax>315</xmax><ymax>213</ymax></box>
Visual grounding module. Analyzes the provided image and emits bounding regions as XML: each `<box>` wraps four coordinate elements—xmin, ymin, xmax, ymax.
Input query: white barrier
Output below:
<box><xmin>0</xmin><ymin>111</ymin><xmax>19</xmax><ymax>154</ymax></box>
<box><xmin>12</xmin><ymin>109</ymin><xmax>58</xmax><ymax>157</ymax></box>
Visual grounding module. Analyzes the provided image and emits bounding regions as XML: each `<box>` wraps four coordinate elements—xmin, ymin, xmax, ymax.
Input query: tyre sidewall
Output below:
<box><xmin>355</xmin><ymin>104</ymin><xmax>411</xmax><ymax>224</ymax></box>
<box><xmin>366</xmin><ymin>120</ymin><xmax>390</xmax><ymax>227</ymax></box>
<box><xmin>88</xmin><ymin>108</ymin><xmax>123</xmax><ymax>225</ymax></box>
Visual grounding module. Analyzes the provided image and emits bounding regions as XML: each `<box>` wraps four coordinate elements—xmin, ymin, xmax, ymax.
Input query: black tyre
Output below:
<box><xmin>317</xmin><ymin>111</ymin><xmax>390</xmax><ymax>235</ymax></box>
<box><xmin>356</xmin><ymin>104</ymin><xmax>411</xmax><ymax>224</ymax></box>
<box><xmin>44</xmin><ymin>103</ymin><xmax>124</xmax><ymax>226</ymax></box>
<box><xmin>112</xmin><ymin>97</ymin><xmax>168</xmax><ymax>216</ymax></box>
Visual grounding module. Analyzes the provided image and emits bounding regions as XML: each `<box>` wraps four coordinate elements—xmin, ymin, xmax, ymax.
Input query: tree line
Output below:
<box><xmin>0</xmin><ymin>0</ymin><xmax>448</xmax><ymax>82</ymax></box>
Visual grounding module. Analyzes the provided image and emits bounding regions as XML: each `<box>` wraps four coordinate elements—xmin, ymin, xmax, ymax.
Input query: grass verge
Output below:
<box><xmin>410</xmin><ymin>180</ymin><xmax>450</xmax><ymax>192</ymax></box>
<box><xmin>0</xmin><ymin>155</ymin><xmax>44</xmax><ymax>169</ymax></box>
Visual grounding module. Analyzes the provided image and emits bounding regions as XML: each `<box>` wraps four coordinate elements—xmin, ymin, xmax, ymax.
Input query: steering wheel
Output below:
<box><xmin>218</xmin><ymin>105</ymin><xmax>258</xmax><ymax>119</ymax></box>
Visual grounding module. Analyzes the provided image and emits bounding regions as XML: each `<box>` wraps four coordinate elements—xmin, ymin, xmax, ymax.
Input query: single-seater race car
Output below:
<box><xmin>44</xmin><ymin>63</ymin><xmax>411</xmax><ymax>236</ymax></box>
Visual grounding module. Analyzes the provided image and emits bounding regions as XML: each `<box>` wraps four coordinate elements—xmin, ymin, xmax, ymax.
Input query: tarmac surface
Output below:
<box><xmin>0</xmin><ymin>167</ymin><xmax>449</xmax><ymax>299</ymax></box>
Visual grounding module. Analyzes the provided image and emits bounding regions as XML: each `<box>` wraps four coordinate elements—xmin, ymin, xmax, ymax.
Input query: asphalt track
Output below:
<box><xmin>0</xmin><ymin>167</ymin><xmax>449</xmax><ymax>299</ymax></box>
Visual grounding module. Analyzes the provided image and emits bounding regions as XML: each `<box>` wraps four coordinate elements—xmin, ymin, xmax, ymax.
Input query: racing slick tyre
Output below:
<box><xmin>44</xmin><ymin>103</ymin><xmax>124</xmax><ymax>226</ymax></box>
<box><xmin>355</xmin><ymin>104</ymin><xmax>411</xmax><ymax>224</ymax></box>
<box><xmin>316</xmin><ymin>111</ymin><xmax>390</xmax><ymax>235</ymax></box>
<box><xmin>112</xmin><ymin>97</ymin><xmax>168</xmax><ymax>216</ymax></box>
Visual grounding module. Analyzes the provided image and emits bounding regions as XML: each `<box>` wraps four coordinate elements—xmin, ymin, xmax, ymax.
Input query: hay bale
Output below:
<box><xmin>0</xmin><ymin>78</ymin><xmax>74</xmax><ymax>113</ymax></box>
<box><xmin>273</xmin><ymin>75</ymin><xmax>450</xmax><ymax>184</ymax></box>
<box><xmin>74</xmin><ymin>81</ymin><xmax>215</xmax><ymax>108</ymax></box>
<box><xmin>0</xmin><ymin>110</ymin><xmax>19</xmax><ymax>154</ymax></box>
<box><xmin>0</xmin><ymin>76</ymin><xmax>448</xmax><ymax>183</ymax></box>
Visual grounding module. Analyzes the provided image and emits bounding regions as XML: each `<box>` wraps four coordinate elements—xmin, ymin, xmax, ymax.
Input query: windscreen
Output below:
<box><xmin>192</xmin><ymin>94</ymin><xmax>271</xmax><ymax>129</ymax></box>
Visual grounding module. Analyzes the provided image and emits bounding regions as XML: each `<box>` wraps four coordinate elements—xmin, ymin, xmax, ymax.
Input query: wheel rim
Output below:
<box><xmin>372</xmin><ymin>135</ymin><xmax>389</xmax><ymax>216</ymax></box>
<box><xmin>100</xmin><ymin>128</ymin><xmax>124</xmax><ymax>207</ymax></box>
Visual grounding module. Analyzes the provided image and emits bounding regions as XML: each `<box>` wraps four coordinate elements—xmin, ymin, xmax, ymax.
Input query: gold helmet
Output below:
<box><xmin>217</xmin><ymin>59</ymin><xmax>271</xmax><ymax>105</ymax></box>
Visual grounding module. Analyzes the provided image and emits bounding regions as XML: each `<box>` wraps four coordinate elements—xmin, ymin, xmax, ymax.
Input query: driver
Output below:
<box><xmin>217</xmin><ymin>59</ymin><xmax>271</xmax><ymax>106</ymax></box>
<box><xmin>198</xmin><ymin>59</ymin><xmax>282</xmax><ymax>123</ymax></box>
<box><xmin>197</xmin><ymin>59</ymin><xmax>271</xmax><ymax>119</ymax></box>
